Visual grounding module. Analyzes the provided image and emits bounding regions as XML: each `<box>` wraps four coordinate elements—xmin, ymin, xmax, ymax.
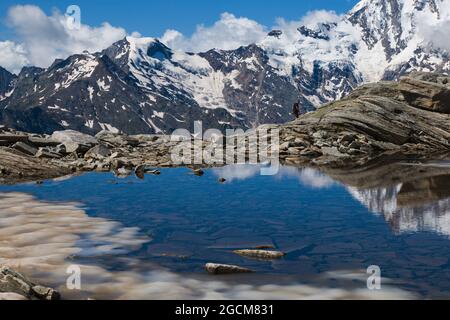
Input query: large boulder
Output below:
<box><xmin>51</xmin><ymin>130</ymin><xmax>98</xmax><ymax>154</ymax></box>
<box><xmin>399</xmin><ymin>73</ymin><xmax>450</xmax><ymax>114</ymax></box>
<box><xmin>96</xmin><ymin>130</ymin><xmax>140</xmax><ymax>147</ymax></box>
<box><xmin>84</xmin><ymin>144</ymin><xmax>111</xmax><ymax>160</ymax></box>
<box><xmin>12</xmin><ymin>141</ymin><xmax>38</xmax><ymax>156</ymax></box>
<box><xmin>274</xmin><ymin>72</ymin><xmax>450</xmax><ymax>168</ymax></box>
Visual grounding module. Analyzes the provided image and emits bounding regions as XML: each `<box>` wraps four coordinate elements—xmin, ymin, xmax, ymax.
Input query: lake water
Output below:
<box><xmin>0</xmin><ymin>164</ymin><xmax>449</xmax><ymax>299</ymax></box>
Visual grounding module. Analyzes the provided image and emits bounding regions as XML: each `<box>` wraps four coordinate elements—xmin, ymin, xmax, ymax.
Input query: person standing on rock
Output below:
<box><xmin>292</xmin><ymin>101</ymin><xmax>300</xmax><ymax>119</ymax></box>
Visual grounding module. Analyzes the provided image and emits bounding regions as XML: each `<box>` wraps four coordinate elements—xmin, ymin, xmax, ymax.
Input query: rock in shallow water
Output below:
<box><xmin>135</xmin><ymin>164</ymin><xmax>145</xmax><ymax>179</ymax></box>
<box><xmin>233</xmin><ymin>249</ymin><xmax>286</xmax><ymax>260</ymax></box>
<box><xmin>193</xmin><ymin>169</ymin><xmax>204</xmax><ymax>176</ymax></box>
<box><xmin>205</xmin><ymin>263</ymin><xmax>253</xmax><ymax>275</ymax></box>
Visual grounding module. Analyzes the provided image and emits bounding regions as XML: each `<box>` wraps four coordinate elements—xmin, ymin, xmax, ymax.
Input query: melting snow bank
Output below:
<box><xmin>0</xmin><ymin>192</ymin><xmax>417</xmax><ymax>300</ymax></box>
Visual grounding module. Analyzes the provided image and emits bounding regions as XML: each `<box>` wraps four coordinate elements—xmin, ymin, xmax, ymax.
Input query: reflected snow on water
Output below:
<box><xmin>0</xmin><ymin>164</ymin><xmax>449</xmax><ymax>299</ymax></box>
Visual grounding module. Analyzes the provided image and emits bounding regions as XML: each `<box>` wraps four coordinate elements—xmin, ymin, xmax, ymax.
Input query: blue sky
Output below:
<box><xmin>0</xmin><ymin>0</ymin><xmax>359</xmax><ymax>39</ymax></box>
<box><xmin>0</xmin><ymin>0</ymin><xmax>360</xmax><ymax>73</ymax></box>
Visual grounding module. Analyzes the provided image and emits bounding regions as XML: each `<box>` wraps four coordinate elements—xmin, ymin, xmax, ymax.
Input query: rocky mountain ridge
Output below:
<box><xmin>0</xmin><ymin>0</ymin><xmax>449</xmax><ymax>135</ymax></box>
<box><xmin>0</xmin><ymin>71</ymin><xmax>449</xmax><ymax>184</ymax></box>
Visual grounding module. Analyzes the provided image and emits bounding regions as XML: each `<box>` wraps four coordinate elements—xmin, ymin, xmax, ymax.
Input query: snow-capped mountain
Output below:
<box><xmin>0</xmin><ymin>0</ymin><xmax>449</xmax><ymax>134</ymax></box>
<box><xmin>259</xmin><ymin>0</ymin><xmax>450</xmax><ymax>104</ymax></box>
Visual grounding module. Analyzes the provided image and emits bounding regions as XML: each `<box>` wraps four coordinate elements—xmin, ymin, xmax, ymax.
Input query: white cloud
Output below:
<box><xmin>161</xmin><ymin>12</ymin><xmax>268</xmax><ymax>52</ymax></box>
<box><xmin>277</xmin><ymin>167</ymin><xmax>337</xmax><ymax>189</ymax></box>
<box><xmin>272</xmin><ymin>10</ymin><xmax>342</xmax><ymax>43</ymax></box>
<box><xmin>0</xmin><ymin>5</ymin><xmax>344</xmax><ymax>73</ymax></box>
<box><xmin>419</xmin><ymin>20</ymin><xmax>450</xmax><ymax>52</ymax></box>
<box><xmin>0</xmin><ymin>41</ymin><xmax>29</xmax><ymax>74</ymax></box>
<box><xmin>212</xmin><ymin>164</ymin><xmax>337</xmax><ymax>189</ymax></box>
<box><xmin>0</xmin><ymin>5</ymin><xmax>130</xmax><ymax>73</ymax></box>
<box><xmin>161</xmin><ymin>10</ymin><xmax>343</xmax><ymax>53</ymax></box>
<box><xmin>212</xmin><ymin>164</ymin><xmax>261</xmax><ymax>182</ymax></box>
<box><xmin>298</xmin><ymin>10</ymin><xmax>341</xmax><ymax>28</ymax></box>
<box><xmin>415</xmin><ymin>0</ymin><xmax>450</xmax><ymax>52</ymax></box>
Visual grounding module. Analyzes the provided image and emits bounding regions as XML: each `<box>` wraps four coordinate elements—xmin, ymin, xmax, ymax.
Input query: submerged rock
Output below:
<box><xmin>193</xmin><ymin>169</ymin><xmax>204</xmax><ymax>176</ymax></box>
<box><xmin>115</xmin><ymin>167</ymin><xmax>132</xmax><ymax>178</ymax></box>
<box><xmin>205</xmin><ymin>263</ymin><xmax>253</xmax><ymax>275</ymax></box>
<box><xmin>254</xmin><ymin>245</ymin><xmax>276</xmax><ymax>250</ymax></box>
<box><xmin>135</xmin><ymin>164</ymin><xmax>145</xmax><ymax>179</ymax></box>
<box><xmin>233</xmin><ymin>249</ymin><xmax>286</xmax><ymax>260</ymax></box>
<box><xmin>146</xmin><ymin>169</ymin><xmax>161</xmax><ymax>175</ymax></box>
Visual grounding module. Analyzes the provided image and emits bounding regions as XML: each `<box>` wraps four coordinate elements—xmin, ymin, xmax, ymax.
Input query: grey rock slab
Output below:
<box><xmin>233</xmin><ymin>250</ymin><xmax>286</xmax><ymax>260</ymax></box>
<box><xmin>84</xmin><ymin>144</ymin><xmax>111</xmax><ymax>160</ymax></box>
<box><xmin>12</xmin><ymin>141</ymin><xmax>38</xmax><ymax>156</ymax></box>
<box><xmin>51</xmin><ymin>130</ymin><xmax>98</xmax><ymax>145</ymax></box>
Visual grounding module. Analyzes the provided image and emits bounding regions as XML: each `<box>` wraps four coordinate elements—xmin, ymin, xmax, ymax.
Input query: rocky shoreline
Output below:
<box><xmin>0</xmin><ymin>127</ymin><xmax>180</xmax><ymax>184</ymax></box>
<box><xmin>1</xmin><ymin>72</ymin><xmax>449</xmax><ymax>184</ymax></box>
<box><xmin>276</xmin><ymin>72</ymin><xmax>450</xmax><ymax>168</ymax></box>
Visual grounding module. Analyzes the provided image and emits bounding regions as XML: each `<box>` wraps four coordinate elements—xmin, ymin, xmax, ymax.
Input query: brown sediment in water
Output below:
<box><xmin>0</xmin><ymin>192</ymin><xmax>417</xmax><ymax>300</ymax></box>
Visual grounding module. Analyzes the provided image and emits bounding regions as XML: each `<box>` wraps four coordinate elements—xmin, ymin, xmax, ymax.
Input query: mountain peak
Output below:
<box><xmin>0</xmin><ymin>0</ymin><xmax>449</xmax><ymax>135</ymax></box>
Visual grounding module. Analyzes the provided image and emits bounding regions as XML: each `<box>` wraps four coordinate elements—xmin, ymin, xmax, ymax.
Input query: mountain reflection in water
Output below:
<box><xmin>0</xmin><ymin>161</ymin><xmax>449</xmax><ymax>299</ymax></box>
<box><xmin>215</xmin><ymin>163</ymin><xmax>450</xmax><ymax>238</ymax></box>
<box><xmin>329</xmin><ymin>162</ymin><xmax>450</xmax><ymax>238</ymax></box>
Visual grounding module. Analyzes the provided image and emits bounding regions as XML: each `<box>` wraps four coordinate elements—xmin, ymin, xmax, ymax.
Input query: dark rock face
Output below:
<box><xmin>398</xmin><ymin>73</ymin><xmax>450</xmax><ymax>114</ymax></box>
<box><xmin>297</xmin><ymin>25</ymin><xmax>333</xmax><ymax>41</ymax></box>
<box><xmin>268</xmin><ymin>30</ymin><xmax>283</xmax><ymax>38</ymax></box>
<box><xmin>200</xmin><ymin>44</ymin><xmax>308</xmax><ymax>127</ymax></box>
<box><xmin>0</xmin><ymin>66</ymin><xmax>16</xmax><ymax>99</ymax></box>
